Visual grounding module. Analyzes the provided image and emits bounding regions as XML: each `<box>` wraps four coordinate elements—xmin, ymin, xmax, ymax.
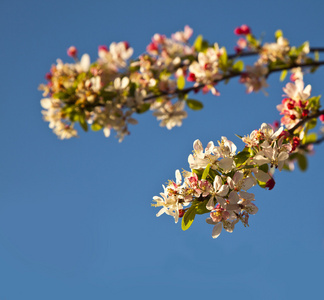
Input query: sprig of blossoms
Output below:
<box><xmin>39</xmin><ymin>26</ymin><xmax>324</xmax><ymax>140</ymax></box>
<box><xmin>153</xmin><ymin>79</ymin><xmax>323</xmax><ymax>239</ymax></box>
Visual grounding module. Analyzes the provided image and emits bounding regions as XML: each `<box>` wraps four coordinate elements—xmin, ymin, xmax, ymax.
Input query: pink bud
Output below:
<box><xmin>123</xmin><ymin>41</ymin><xmax>130</xmax><ymax>50</ymax></box>
<box><xmin>45</xmin><ymin>72</ymin><xmax>52</xmax><ymax>80</ymax></box>
<box><xmin>319</xmin><ymin>114</ymin><xmax>324</xmax><ymax>122</ymax></box>
<box><xmin>273</xmin><ymin>120</ymin><xmax>280</xmax><ymax>128</ymax></box>
<box><xmin>240</xmin><ymin>25</ymin><xmax>251</xmax><ymax>35</ymax></box>
<box><xmin>98</xmin><ymin>45</ymin><xmax>108</xmax><ymax>53</ymax></box>
<box><xmin>178</xmin><ymin>209</ymin><xmax>185</xmax><ymax>218</ymax></box>
<box><xmin>146</xmin><ymin>42</ymin><xmax>159</xmax><ymax>53</ymax></box>
<box><xmin>67</xmin><ymin>46</ymin><xmax>78</xmax><ymax>58</ymax></box>
<box><xmin>234</xmin><ymin>25</ymin><xmax>251</xmax><ymax>35</ymax></box>
<box><xmin>187</xmin><ymin>73</ymin><xmax>196</xmax><ymax>82</ymax></box>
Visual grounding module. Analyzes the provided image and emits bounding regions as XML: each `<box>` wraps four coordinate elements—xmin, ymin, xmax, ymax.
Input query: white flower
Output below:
<box><xmin>188</xmin><ymin>140</ymin><xmax>219</xmax><ymax>169</ymax></box>
<box><xmin>283</xmin><ymin>79</ymin><xmax>311</xmax><ymax>101</ymax></box>
<box><xmin>206</xmin><ymin>175</ymin><xmax>229</xmax><ymax>210</ymax></box>
<box><xmin>153</xmin><ymin>101</ymin><xmax>187</xmax><ymax>130</ymax></box>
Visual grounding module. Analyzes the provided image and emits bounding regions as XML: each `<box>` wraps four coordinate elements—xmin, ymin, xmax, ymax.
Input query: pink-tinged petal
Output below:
<box><xmin>246</xmin><ymin>203</ymin><xmax>258</xmax><ymax>215</ymax></box>
<box><xmin>223</xmin><ymin>221</ymin><xmax>234</xmax><ymax>233</ymax></box>
<box><xmin>213</xmin><ymin>175</ymin><xmax>222</xmax><ymax>191</ymax></box>
<box><xmin>303</xmin><ymin>84</ymin><xmax>312</xmax><ymax>98</ymax></box>
<box><xmin>226</xmin><ymin>204</ymin><xmax>240</xmax><ymax>211</ymax></box>
<box><xmin>216</xmin><ymin>196</ymin><xmax>227</xmax><ymax>208</ymax></box>
<box><xmin>240</xmin><ymin>191</ymin><xmax>255</xmax><ymax>201</ymax></box>
<box><xmin>253</xmin><ymin>155</ymin><xmax>270</xmax><ymax>166</ymax></box>
<box><xmin>175</xmin><ymin>169</ymin><xmax>182</xmax><ymax>185</ymax></box>
<box><xmin>278</xmin><ymin>152</ymin><xmax>289</xmax><ymax>161</ymax></box>
<box><xmin>218</xmin><ymin>157</ymin><xmax>235</xmax><ymax>172</ymax></box>
<box><xmin>206</xmin><ymin>217</ymin><xmax>217</xmax><ymax>225</ymax></box>
<box><xmin>217</xmin><ymin>185</ymin><xmax>229</xmax><ymax>197</ymax></box>
<box><xmin>228</xmin><ymin>191</ymin><xmax>239</xmax><ymax>204</ymax></box>
<box><xmin>233</xmin><ymin>171</ymin><xmax>244</xmax><ymax>184</ymax></box>
<box><xmin>227</xmin><ymin>177</ymin><xmax>235</xmax><ymax>189</ymax></box>
<box><xmin>193</xmin><ymin>139</ymin><xmax>203</xmax><ymax>153</ymax></box>
<box><xmin>272</xmin><ymin>126</ymin><xmax>284</xmax><ymax>139</ymax></box>
<box><xmin>242</xmin><ymin>177</ymin><xmax>256</xmax><ymax>190</ymax></box>
<box><xmin>156</xmin><ymin>207</ymin><xmax>167</xmax><ymax>217</ymax></box>
<box><xmin>206</xmin><ymin>197</ymin><xmax>215</xmax><ymax>210</ymax></box>
<box><xmin>212</xmin><ymin>223</ymin><xmax>222</xmax><ymax>239</ymax></box>
<box><xmin>80</xmin><ymin>54</ymin><xmax>90</xmax><ymax>72</ymax></box>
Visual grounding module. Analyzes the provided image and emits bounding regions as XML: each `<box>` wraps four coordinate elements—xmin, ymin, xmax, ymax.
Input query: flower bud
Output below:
<box><xmin>67</xmin><ymin>46</ymin><xmax>78</xmax><ymax>58</ymax></box>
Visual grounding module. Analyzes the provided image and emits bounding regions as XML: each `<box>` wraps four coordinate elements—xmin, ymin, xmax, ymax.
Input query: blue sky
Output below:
<box><xmin>1</xmin><ymin>0</ymin><xmax>324</xmax><ymax>299</ymax></box>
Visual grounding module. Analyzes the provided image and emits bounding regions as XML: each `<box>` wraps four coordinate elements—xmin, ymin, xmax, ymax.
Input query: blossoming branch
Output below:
<box><xmin>39</xmin><ymin>25</ymin><xmax>324</xmax><ymax>140</ymax></box>
<box><xmin>152</xmin><ymin>79</ymin><xmax>324</xmax><ymax>238</ymax></box>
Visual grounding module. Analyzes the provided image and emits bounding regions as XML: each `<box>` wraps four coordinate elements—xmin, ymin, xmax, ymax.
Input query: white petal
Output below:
<box><xmin>206</xmin><ymin>197</ymin><xmax>215</xmax><ymax>210</ymax></box>
<box><xmin>212</xmin><ymin>223</ymin><xmax>222</xmax><ymax>239</ymax></box>
<box><xmin>80</xmin><ymin>54</ymin><xmax>90</xmax><ymax>72</ymax></box>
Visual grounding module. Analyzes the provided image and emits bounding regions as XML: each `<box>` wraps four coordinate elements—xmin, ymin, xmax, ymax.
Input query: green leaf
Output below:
<box><xmin>202</xmin><ymin>164</ymin><xmax>211</xmax><ymax>180</ymax></box>
<box><xmin>232</xmin><ymin>60</ymin><xmax>244</xmax><ymax>72</ymax></box>
<box><xmin>315</xmin><ymin>51</ymin><xmax>320</xmax><ymax>62</ymax></box>
<box><xmin>53</xmin><ymin>91</ymin><xmax>70</xmax><ymax>100</ymax></box>
<box><xmin>259</xmin><ymin>164</ymin><xmax>269</xmax><ymax>173</ymax></box>
<box><xmin>219</xmin><ymin>47</ymin><xmax>228</xmax><ymax>68</ymax></box>
<box><xmin>234</xmin><ymin>149</ymin><xmax>250</xmax><ymax>167</ymax></box>
<box><xmin>303</xmin><ymin>133</ymin><xmax>317</xmax><ymax>144</ymax></box>
<box><xmin>186</xmin><ymin>99</ymin><xmax>204</xmax><ymax>110</ymax></box>
<box><xmin>192</xmin><ymin>169</ymin><xmax>203</xmax><ymax>179</ymax></box>
<box><xmin>181</xmin><ymin>206</ymin><xmax>196</xmax><ymax>231</ymax></box>
<box><xmin>91</xmin><ymin>123</ymin><xmax>103</xmax><ymax>131</ymax></box>
<box><xmin>194</xmin><ymin>200</ymin><xmax>210</xmax><ymax>215</ymax></box>
<box><xmin>305</xmin><ymin>118</ymin><xmax>317</xmax><ymax>131</ymax></box>
<box><xmin>257</xmin><ymin>179</ymin><xmax>267</xmax><ymax>189</ymax></box>
<box><xmin>280</xmin><ymin>69</ymin><xmax>288</xmax><ymax>82</ymax></box>
<box><xmin>136</xmin><ymin>103</ymin><xmax>151</xmax><ymax>114</ymax></box>
<box><xmin>297</xmin><ymin>153</ymin><xmax>308</xmax><ymax>171</ymax></box>
<box><xmin>194</xmin><ymin>35</ymin><xmax>203</xmax><ymax>52</ymax></box>
<box><xmin>275</xmin><ymin>29</ymin><xmax>283</xmax><ymax>40</ymax></box>
<box><xmin>177</xmin><ymin>76</ymin><xmax>185</xmax><ymax>90</ymax></box>
<box><xmin>79</xmin><ymin>113</ymin><xmax>88</xmax><ymax>132</ymax></box>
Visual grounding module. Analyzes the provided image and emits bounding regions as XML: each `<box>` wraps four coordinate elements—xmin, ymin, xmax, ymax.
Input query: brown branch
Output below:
<box><xmin>143</xmin><ymin>60</ymin><xmax>324</xmax><ymax>102</ymax></box>
<box><xmin>288</xmin><ymin>109</ymin><xmax>324</xmax><ymax>135</ymax></box>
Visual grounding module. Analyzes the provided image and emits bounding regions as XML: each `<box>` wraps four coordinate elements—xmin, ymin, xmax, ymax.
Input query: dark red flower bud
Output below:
<box><xmin>265</xmin><ymin>178</ymin><xmax>275</xmax><ymax>190</ymax></box>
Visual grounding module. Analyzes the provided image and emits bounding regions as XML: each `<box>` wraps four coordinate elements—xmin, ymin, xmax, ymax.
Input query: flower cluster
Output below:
<box><xmin>153</xmin><ymin>79</ymin><xmax>323</xmax><ymax>238</ymax></box>
<box><xmin>39</xmin><ymin>25</ymin><xmax>322</xmax><ymax>140</ymax></box>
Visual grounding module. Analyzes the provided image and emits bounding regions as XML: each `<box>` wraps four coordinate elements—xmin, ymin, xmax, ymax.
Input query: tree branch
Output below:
<box><xmin>143</xmin><ymin>60</ymin><xmax>324</xmax><ymax>102</ymax></box>
<box><xmin>288</xmin><ymin>109</ymin><xmax>324</xmax><ymax>135</ymax></box>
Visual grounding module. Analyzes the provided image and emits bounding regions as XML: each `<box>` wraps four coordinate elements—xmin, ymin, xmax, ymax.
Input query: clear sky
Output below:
<box><xmin>1</xmin><ymin>0</ymin><xmax>324</xmax><ymax>299</ymax></box>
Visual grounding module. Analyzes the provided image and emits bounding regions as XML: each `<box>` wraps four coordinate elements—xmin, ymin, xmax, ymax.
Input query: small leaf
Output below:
<box><xmin>219</xmin><ymin>47</ymin><xmax>228</xmax><ymax>68</ymax></box>
<box><xmin>305</xmin><ymin>118</ymin><xmax>317</xmax><ymax>131</ymax></box>
<box><xmin>275</xmin><ymin>29</ymin><xmax>283</xmax><ymax>40</ymax></box>
<box><xmin>136</xmin><ymin>103</ymin><xmax>151</xmax><ymax>114</ymax></box>
<box><xmin>259</xmin><ymin>164</ymin><xmax>269</xmax><ymax>173</ymax></box>
<box><xmin>297</xmin><ymin>153</ymin><xmax>308</xmax><ymax>171</ymax></box>
<box><xmin>192</xmin><ymin>169</ymin><xmax>203</xmax><ymax>179</ymax></box>
<box><xmin>232</xmin><ymin>60</ymin><xmax>244</xmax><ymax>72</ymax></box>
<box><xmin>79</xmin><ymin>113</ymin><xmax>88</xmax><ymax>132</ymax></box>
<box><xmin>257</xmin><ymin>179</ymin><xmax>267</xmax><ymax>189</ymax></box>
<box><xmin>194</xmin><ymin>200</ymin><xmax>210</xmax><ymax>215</ymax></box>
<box><xmin>91</xmin><ymin>123</ymin><xmax>103</xmax><ymax>131</ymax></box>
<box><xmin>280</xmin><ymin>69</ymin><xmax>288</xmax><ymax>82</ymax></box>
<box><xmin>234</xmin><ymin>150</ymin><xmax>250</xmax><ymax>167</ymax></box>
<box><xmin>181</xmin><ymin>206</ymin><xmax>196</xmax><ymax>231</ymax></box>
<box><xmin>194</xmin><ymin>35</ymin><xmax>203</xmax><ymax>52</ymax></box>
<box><xmin>177</xmin><ymin>75</ymin><xmax>185</xmax><ymax>90</ymax></box>
<box><xmin>303</xmin><ymin>133</ymin><xmax>317</xmax><ymax>144</ymax></box>
<box><xmin>315</xmin><ymin>51</ymin><xmax>319</xmax><ymax>62</ymax></box>
<box><xmin>202</xmin><ymin>164</ymin><xmax>211</xmax><ymax>180</ymax></box>
<box><xmin>186</xmin><ymin>99</ymin><xmax>204</xmax><ymax>110</ymax></box>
